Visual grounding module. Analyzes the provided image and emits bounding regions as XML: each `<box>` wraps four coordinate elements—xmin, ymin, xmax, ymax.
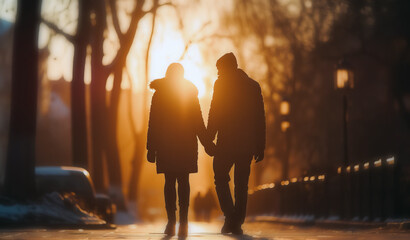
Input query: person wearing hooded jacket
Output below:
<box><xmin>146</xmin><ymin>63</ymin><xmax>215</xmax><ymax>237</ymax></box>
<box><xmin>208</xmin><ymin>53</ymin><xmax>266</xmax><ymax>235</ymax></box>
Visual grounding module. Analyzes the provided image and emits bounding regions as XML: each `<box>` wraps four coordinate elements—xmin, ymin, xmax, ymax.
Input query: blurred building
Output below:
<box><xmin>36</xmin><ymin>78</ymin><xmax>72</xmax><ymax>167</ymax></box>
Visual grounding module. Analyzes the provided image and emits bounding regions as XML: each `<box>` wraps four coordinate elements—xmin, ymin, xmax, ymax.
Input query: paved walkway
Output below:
<box><xmin>0</xmin><ymin>222</ymin><xmax>409</xmax><ymax>239</ymax></box>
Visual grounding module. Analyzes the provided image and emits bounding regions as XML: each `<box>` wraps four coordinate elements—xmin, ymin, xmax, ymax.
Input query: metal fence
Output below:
<box><xmin>248</xmin><ymin>156</ymin><xmax>409</xmax><ymax>221</ymax></box>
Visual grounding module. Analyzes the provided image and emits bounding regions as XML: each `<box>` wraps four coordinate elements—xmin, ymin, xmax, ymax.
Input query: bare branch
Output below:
<box><xmin>106</xmin><ymin>1</ymin><xmax>145</xmax><ymax>72</ymax></box>
<box><xmin>42</xmin><ymin>0</ymin><xmax>73</xmax><ymax>20</ymax></box>
<box><xmin>145</xmin><ymin>0</ymin><xmax>159</xmax><ymax>85</ymax></box>
<box><xmin>109</xmin><ymin>0</ymin><xmax>124</xmax><ymax>39</ymax></box>
<box><xmin>141</xmin><ymin>1</ymin><xmax>173</xmax><ymax>17</ymax></box>
<box><xmin>178</xmin><ymin>33</ymin><xmax>232</xmax><ymax>61</ymax></box>
<box><xmin>177</xmin><ymin>21</ymin><xmax>210</xmax><ymax>60</ymax></box>
<box><xmin>41</xmin><ymin>18</ymin><xmax>75</xmax><ymax>43</ymax></box>
<box><xmin>107</xmin><ymin>0</ymin><xmax>171</xmax><ymax>73</ymax></box>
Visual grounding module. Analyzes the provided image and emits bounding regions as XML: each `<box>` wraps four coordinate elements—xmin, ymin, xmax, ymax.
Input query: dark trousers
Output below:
<box><xmin>213</xmin><ymin>153</ymin><xmax>252</xmax><ymax>225</ymax></box>
<box><xmin>164</xmin><ymin>173</ymin><xmax>190</xmax><ymax>224</ymax></box>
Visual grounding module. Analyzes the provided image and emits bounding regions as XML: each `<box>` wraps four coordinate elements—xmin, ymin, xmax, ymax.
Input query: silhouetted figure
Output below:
<box><xmin>208</xmin><ymin>53</ymin><xmax>266</xmax><ymax>235</ymax></box>
<box><xmin>147</xmin><ymin>63</ymin><xmax>215</xmax><ymax>237</ymax></box>
<box><xmin>193</xmin><ymin>189</ymin><xmax>217</xmax><ymax>222</ymax></box>
<box><xmin>193</xmin><ymin>192</ymin><xmax>203</xmax><ymax>221</ymax></box>
<box><xmin>202</xmin><ymin>189</ymin><xmax>217</xmax><ymax>222</ymax></box>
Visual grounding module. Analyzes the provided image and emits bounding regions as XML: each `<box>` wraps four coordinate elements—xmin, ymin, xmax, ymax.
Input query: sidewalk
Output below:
<box><xmin>249</xmin><ymin>215</ymin><xmax>410</xmax><ymax>230</ymax></box>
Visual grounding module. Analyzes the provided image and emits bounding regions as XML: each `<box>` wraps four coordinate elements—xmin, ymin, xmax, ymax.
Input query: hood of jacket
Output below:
<box><xmin>150</xmin><ymin>78</ymin><xmax>199</xmax><ymax>96</ymax></box>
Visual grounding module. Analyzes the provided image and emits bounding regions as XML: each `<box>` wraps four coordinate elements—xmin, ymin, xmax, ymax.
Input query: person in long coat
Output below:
<box><xmin>146</xmin><ymin>63</ymin><xmax>215</xmax><ymax>237</ymax></box>
<box><xmin>208</xmin><ymin>53</ymin><xmax>266</xmax><ymax>235</ymax></box>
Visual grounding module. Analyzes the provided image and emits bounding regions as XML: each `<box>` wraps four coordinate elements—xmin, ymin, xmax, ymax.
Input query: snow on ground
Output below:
<box><xmin>0</xmin><ymin>192</ymin><xmax>105</xmax><ymax>226</ymax></box>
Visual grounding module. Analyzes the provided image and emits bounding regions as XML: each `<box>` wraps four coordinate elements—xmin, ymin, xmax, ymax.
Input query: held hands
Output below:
<box><xmin>254</xmin><ymin>151</ymin><xmax>264</xmax><ymax>163</ymax></box>
<box><xmin>147</xmin><ymin>150</ymin><xmax>156</xmax><ymax>163</ymax></box>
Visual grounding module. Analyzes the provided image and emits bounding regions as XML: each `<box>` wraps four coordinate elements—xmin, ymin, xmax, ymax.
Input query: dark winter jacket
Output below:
<box><xmin>208</xmin><ymin>68</ymin><xmax>266</xmax><ymax>157</ymax></box>
<box><xmin>147</xmin><ymin>78</ymin><xmax>208</xmax><ymax>173</ymax></box>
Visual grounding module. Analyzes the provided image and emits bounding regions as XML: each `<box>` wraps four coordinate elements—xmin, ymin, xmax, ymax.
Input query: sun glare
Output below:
<box><xmin>39</xmin><ymin>3</ymin><xmax>209</xmax><ymax>98</ymax></box>
<box><xmin>149</xmin><ymin>25</ymin><xmax>207</xmax><ymax>98</ymax></box>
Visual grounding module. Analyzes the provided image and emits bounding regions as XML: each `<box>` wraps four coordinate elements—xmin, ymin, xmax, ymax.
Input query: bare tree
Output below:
<box><xmin>89</xmin><ymin>0</ymin><xmax>173</xmax><ymax>209</ymax></box>
<box><xmin>224</xmin><ymin>0</ymin><xmax>340</xmax><ymax>180</ymax></box>
<box><xmin>71</xmin><ymin>0</ymin><xmax>91</xmax><ymax>169</ymax></box>
<box><xmin>5</xmin><ymin>0</ymin><xmax>42</xmax><ymax>199</ymax></box>
<box><xmin>41</xmin><ymin>0</ymin><xmax>91</xmax><ymax>170</ymax></box>
<box><xmin>128</xmin><ymin>0</ymin><xmax>159</xmax><ymax>204</ymax></box>
<box><xmin>41</xmin><ymin>0</ymin><xmax>171</xmax><ymax>209</ymax></box>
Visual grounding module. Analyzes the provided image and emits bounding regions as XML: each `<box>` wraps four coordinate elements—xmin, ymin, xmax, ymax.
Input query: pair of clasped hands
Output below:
<box><xmin>147</xmin><ymin>141</ymin><xmax>264</xmax><ymax>163</ymax></box>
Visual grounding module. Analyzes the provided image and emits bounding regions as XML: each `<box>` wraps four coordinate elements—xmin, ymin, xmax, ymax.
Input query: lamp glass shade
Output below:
<box><xmin>334</xmin><ymin>61</ymin><xmax>354</xmax><ymax>89</ymax></box>
<box><xmin>280</xmin><ymin>101</ymin><xmax>290</xmax><ymax>116</ymax></box>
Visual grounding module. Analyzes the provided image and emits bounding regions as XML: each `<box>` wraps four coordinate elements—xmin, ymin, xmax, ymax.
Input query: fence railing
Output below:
<box><xmin>248</xmin><ymin>156</ymin><xmax>408</xmax><ymax>221</ymax></box>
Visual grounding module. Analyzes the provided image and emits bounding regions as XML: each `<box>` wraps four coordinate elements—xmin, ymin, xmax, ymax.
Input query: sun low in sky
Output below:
<box><xmin>127</xmin><ymin>11</ymin><xmax>210</xmax><ymax>97</ymax></box>
<box><xmin>4</xmin><ymin>0</ymin><xmax>225</xmax><ymax>100</ymax></box>
<box><xmin>148</xmin><ymin>25</ymin><xmax>208</xmax><ymax>98</ymax></box>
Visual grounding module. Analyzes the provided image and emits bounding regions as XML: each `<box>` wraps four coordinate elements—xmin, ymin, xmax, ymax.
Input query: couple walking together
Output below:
<box><xmin>146</xmin><ymin>52</ymin><xmax>266</xmax><ymax>237</ymax></box>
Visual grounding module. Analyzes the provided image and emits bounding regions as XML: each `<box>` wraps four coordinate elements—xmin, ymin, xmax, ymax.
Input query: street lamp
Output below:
<box><xmin>335</xmin><ymin>59</ymin><xmax>354</xmax><ymax>90</ymax></box>
<box><xmin>280</xmin><ymin>100</ymin><xmax>290</xmax><ymax>115</ymax></box>
<box><xmin>334</xmin><ymin>59</ymin><xmax>354</xmax><ymax>220</ymax></box>
<box><xmin>334</xmin><ymin>59</ymin><xmax>354</xmax><ymax>167</ymax></box>
<box><xmin>280</xmin><ymin>99</ymin><xmax>291</xmax><ymax>180</ymax></box>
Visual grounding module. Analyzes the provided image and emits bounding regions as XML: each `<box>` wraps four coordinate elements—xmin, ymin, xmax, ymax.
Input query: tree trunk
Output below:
<box><xmin>106</xmin><ymin>67</ymin><xmax>127</xmax><ymax>210</ymax></box>
<box><xmin>126</xmin><ymin>78</ymin><xmax>147</xmax><ymax>203</ymax></box>
<box><xmin>71</xmin><ymin>0</ymin><xmax>91</xmax><ymax>169</ymax></box>
<box><xmin>4</xmin><ymin>0</ymin><xmax>42</xmax><ymax>199</ymax></box>
<box><xmin>128</xmin><ymin>6</ymin><xmax>157</xmax><ymax>201</ymax></box>
<box><xmin>90</xmin><ymin>0</ymin><xmax>108</xmax><ymax>193</ymax></box>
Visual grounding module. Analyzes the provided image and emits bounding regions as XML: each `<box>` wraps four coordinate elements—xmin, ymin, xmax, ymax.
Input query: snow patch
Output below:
<box><xmin>0</xmin><ymin>192</ymin><xmax>105</xmax><ymax>226</ymax></box>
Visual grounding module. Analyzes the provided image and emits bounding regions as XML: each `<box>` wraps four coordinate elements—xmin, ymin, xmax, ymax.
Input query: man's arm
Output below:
<box><xmin>193</xmin><ymin>96</ymin><xmax>216</xmax><ymax>156</ymax></box>
<box><xmin>207</xmin><ymin>80</ymin><xmax>220</xmax><ymax>141</ymax></box>
<box><xmin>255</xmin><ymin>84</ymin><xmax>266</xmax><ymax>162</ymax></box>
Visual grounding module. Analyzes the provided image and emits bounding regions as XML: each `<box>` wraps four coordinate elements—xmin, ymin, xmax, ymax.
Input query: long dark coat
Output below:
<box><xmin>147</xmin><ymin>78</ymin><xmax>208</xmax><ymax>174</ymax></box>
<box><xmin>208</xmin><ymin>68</ymin><xmax>266</xmax><ymax>156</ymax></box>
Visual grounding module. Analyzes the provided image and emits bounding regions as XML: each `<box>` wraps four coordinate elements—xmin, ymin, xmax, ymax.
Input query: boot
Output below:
<box><xmin>178</xmin><ymin>208</ymin><xmax>188</xmax><ymax>237</ymax></box>
<box><xmin>164</xmin><ymin>210</ymin><xmax>176</xmax><ymax>236</ymax></box>
<box><xmin>221</xmin><ymin>213</ymin><xmax>236</xmax><ymax>234</ymax></box>
<box><xmin>178</xmin><ymin>223</ymin><xmax>188</xmax><ymax>238</ymax></box>
<box><xmin>231</xmin><ymin>222</ymin><xmax>243</xmax><ymax>235</ymax></box>
<box><xmin>221</xmin><ymin>220</ymin><xmax>232</xmax><ymax>234</ymax></box>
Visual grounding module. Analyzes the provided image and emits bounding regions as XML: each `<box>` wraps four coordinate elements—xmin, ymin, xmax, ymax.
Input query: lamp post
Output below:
<box><xmin>334</xmin><ymin>59</ymin><xmax>354</xmax><ymax>167</ymax></box>
<box><xmin>280</xmin><ymin>99</ymin><xmax>291</xmax><ymax>180</ymax></box>
<box><xmin>335</xmin><ymin>59</ymin><xmax>354</xmax><ymax>167</ymax></box>
<box><xmin>334</xmin><ymin>59</ymin><xmax>354</xmax><ymax>219</ymax></box>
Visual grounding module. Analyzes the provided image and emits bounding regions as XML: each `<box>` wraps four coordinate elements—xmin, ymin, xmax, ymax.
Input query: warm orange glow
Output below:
<box><xmin>386</xmin><ymin>156</ymin><xmax>395</xmax><ymax>165</ymax></box>
<box><xmin>336</xmin><ymin>69</ymin><xmax>354</xmax><ymax>89</ymax></box>
<box><xmin>280</xmin><ymin>101</ymin><xmax>290</xmax><ymax>115</ymax></box>
<box><xmin>336</xmin><ymin>69</ymin><xmax>348</xmax><ymax>88</ymax></box>
<box><xmin>148</xmin><ymin>25</ymin><xmax>207</xmax><ymax>98</ymax></box>
<box><xmin>281</xmin><ymin>121</ymin><xmax>290</xmax><ymax>132</ymax></box>
<box><xmin>280</xmin><ymin>180</ymin><xmax>289</xmax><ymax>186</ymax></box>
